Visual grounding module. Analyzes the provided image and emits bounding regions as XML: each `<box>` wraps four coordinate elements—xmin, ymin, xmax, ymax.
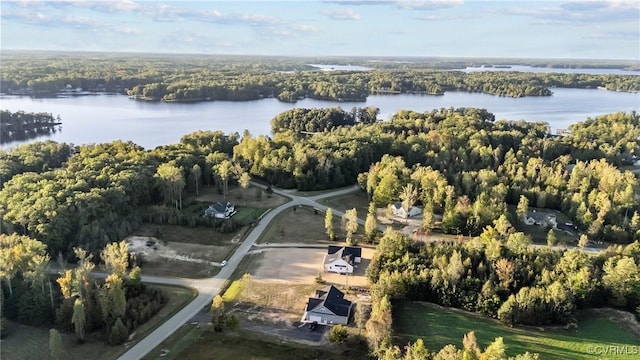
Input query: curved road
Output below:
<box><xmin>119</xmin><ymin>183</ymin><xmax>361</xmax><ymax>360</ymax></box>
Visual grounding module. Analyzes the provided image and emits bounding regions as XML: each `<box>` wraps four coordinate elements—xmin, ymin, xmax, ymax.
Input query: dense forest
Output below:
<box><xmin>0</xmin><ymin>110</ymin><xmax>62</xmax><ymax>144</ymax></box>
<box><xmin>0</xmin><ymin>103</ymin><xmax>638</xmax><ymax>358</ymax></box>
<box><xmin>364</xmin><ymin>229</ymin><xmax>640</xmax><ymax>358</ymax></box>
<box><xmin>1</xmin><ymin>53</ymin><xmax>638</xmax><ymax>102</ymax></box>
<box><xmin>0</xmin><ymin>109</ymin><xmax>638</xmax><ymax>264</ymax></box>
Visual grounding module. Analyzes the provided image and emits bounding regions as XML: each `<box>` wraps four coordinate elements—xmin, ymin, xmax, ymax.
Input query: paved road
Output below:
<box><xmin>118</xmin><ymin>183</ymin><xmax>361</xmax><ymax>360</ymax></box>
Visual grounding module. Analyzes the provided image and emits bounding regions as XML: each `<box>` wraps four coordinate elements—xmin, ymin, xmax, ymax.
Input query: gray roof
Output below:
<box><xmin>305</xmin><ymin>285</ymin><xmax>352</xmax><ymax>317</ymax></box>
<box><xmin>205</xmin><ymin>201</ymin><xmax>233</xmax><ymax>216</ymax></box>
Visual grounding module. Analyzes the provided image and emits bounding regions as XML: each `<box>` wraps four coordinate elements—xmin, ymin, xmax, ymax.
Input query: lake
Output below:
<box><xmin>1</xmin><ymin>88</ymin><xmax>639</xmax><ymax>150</ymax></box>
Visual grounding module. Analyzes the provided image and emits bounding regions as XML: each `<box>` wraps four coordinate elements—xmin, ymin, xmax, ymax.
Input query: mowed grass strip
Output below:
<box><xmin>394</xmin><ymin>301</ymin><xmax>640</xmax><ymax>360</ymax></box>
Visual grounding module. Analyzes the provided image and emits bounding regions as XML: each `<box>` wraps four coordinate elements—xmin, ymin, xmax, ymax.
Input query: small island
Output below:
<box><xmin>0</xmin><ymin>110</ymin><xmax>62</xmax><ymax>144</ymax></box>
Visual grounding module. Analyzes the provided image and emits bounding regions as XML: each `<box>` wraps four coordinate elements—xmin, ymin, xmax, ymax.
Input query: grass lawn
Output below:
<box><xmin>258</xmin><ymin>205</ymin><xmax>335</xmax><ymax>244</ymax></box>
<box><xmin>394</xmin><ymin>301</ymin><xmax>640</xmax><ymax>359</ymax></box>
<box><xmin>144</xmin><ymin>326</ymin><xmax>353</xmax><ymax>360</ymax></box>
<box><xmin>321</xmin><ymin>192</ymin><xmax>371</xmax><ymax>215</ymax></box>
<box><xmin>0</xmin><ymin>284</ymin><xmax>196</xmax><ymax>360</ymax></box>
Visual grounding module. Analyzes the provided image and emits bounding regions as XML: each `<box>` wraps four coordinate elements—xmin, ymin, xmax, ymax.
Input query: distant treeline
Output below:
<box><xmin>0</xmin><ymin>110</ymin><xmax>61</xmax><ymax>144</ymax></box>
<box><xmin>1</xmin><ymin>53</ymin><xmax>637</xmax><ymax>103</ymax></box>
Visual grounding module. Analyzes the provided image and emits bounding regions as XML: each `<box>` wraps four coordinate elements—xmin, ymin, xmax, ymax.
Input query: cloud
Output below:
<box><xmin>322</xmin><ymin>8</ymin><xmax>361</xmax><ymax>20</ymax></box>
<box><xmin>323</xmin><ymin>0</ymin><xmax>463</xmax><ymax>9</ymax></box>
<box><xmin>396</xmin><ymin>0</ymin><xmax>464</xmax><ymax>11</ymax></box>
<box><xmin>502</xmin><ymin>0</ymin><xmax>640</xmax><ymax>23</ymax></box>
<box><xmin>1</xmin><ymin>10</ymin><xmax>106</xmax><ymax>30</ymax></box>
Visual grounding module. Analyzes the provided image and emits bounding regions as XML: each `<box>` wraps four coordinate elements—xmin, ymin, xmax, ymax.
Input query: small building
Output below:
<box><xmin>391</xmin><ymin>201</ymin><xmax>422</xmax><ymax>218</ymax></box>
<box><xmin>303</xmin><ymin>285</ymin><xmax>352</xmax><ymax>325</ymax></box>
<box><xmin>323</xmin><ymin>246</ymin><xmax>362</xmax><ymax>274</ymax></box>
<box><xmin>524</xmin><ymin>210</ymin><xmax>557</xmax><ymax>228</ymax></box>
<box><xmin>204</xmin><ymin>201</ymin><xmax>236</xmax><ymax>219</ymax></box>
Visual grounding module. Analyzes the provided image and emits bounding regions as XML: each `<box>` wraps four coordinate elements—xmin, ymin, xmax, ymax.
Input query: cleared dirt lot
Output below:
<box><xmin>248</xmin><ymin>246</ymin><xmax>374</xmax><ymax>288</ymax></box>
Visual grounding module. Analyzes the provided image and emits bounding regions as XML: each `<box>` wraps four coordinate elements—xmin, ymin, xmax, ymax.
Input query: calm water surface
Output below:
<box><xmin>1</xmin><ymin>88</ymin><xmax>638</xmax><ymax>150</ymax></box>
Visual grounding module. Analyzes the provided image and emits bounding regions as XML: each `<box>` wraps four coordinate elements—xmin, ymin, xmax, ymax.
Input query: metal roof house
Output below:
<box><xmin>303</xmin><ymin>285</ymin><xmax>352</xmax><ymax>325</ymax></box>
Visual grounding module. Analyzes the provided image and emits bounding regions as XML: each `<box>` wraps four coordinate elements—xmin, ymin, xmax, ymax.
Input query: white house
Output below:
<box><xmin>391</xmin><ymin>202</ymin><xmax>422</xmax><ymax>218</ymax></box>
<box><xmin>323</xmin><ymin>246</ymin><xmax>362</xmax><ymax>274</ymax></box>
<box><xmin>204</xmin><ymin>201</ymin><xmax>236</xmax><ymax>219</ymax></box>
<box><xmin>524</xmin><ymin>210</ymin><xmax>557</xmax><ymax>228</ymax></box>
<box><xmin>303</xmin><ymin>285</ymin><xmax>352</xmax><ymax>325</ymax></box>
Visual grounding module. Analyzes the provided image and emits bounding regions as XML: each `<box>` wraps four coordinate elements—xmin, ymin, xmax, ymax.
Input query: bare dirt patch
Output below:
<box><xmin>125</xmin><ymin>236</ymin><xmax>233</xmax><ymax>278</ymax></box>
<box><xmin>247</xmin><ymin>247</ymin><xmax>373</xmax><ymax>288</ymax></box>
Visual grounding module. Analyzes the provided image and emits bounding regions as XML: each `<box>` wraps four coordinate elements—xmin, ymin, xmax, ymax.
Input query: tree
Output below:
<box><xmin>211</xmin><ymin>294</ymin><xmax>225</xmax><ymax>327</ymax></box>
<box><xmin>191</xmin><ymin>164</ymin><xmax>202</xmax><ymax>196</ymax></box>
<box><xmin>578</xmin><ymin>234</ymin><xmax>589</xmax><ymax>248</ymax></box>
<box><xmin>354</xmin><ymin>302</ymin><xmax>371</xmax><ymax>332</ymax></box>
<box><xmin>481</xmin><ymin>337</ymin><xmax>507</xmax><ymax>360</ymax></box>
<box><xmin>547</xmin><ymin>229</ymin><xmax>557</xmax><ymax>248</ymax></box>
<box><xmin>602</xmin><ymin>256</ymin><xmax>640</xmax><ymax>307</ymax></box>
<box><xmin>462</xmin><ymin>331</ymin><xmax>481</xmax><ymax>360</ymax></box>
<box><xmin>494</xmin><ymin>258</ymin><xmax>516</xmax><ymax>290</ymax></box>
<box><xmin>399</xmin><ymin>183</ymin><xmax>418</xmax><ymax>219</ymax></box>
<box><xmin>101</xmin><ymin>241</ymin><xmax>129</xmax><ymax>278</ymax></box>
<box><xmin>516</xmin><ymin>195</ymin><xmax>529</xmax><ymax>223</ymax></box>
<box><xmin>49</xmin><ymin>328</ymin><xmax>62</xmax><ymax>360</ymax></box>
<box><xmin>329</xmin><ymin>324</ymin><xmax>348</xmax><ymax>343</ymax></box>
<box><xmin>365</xmin><ymin>206</ymin><xmax>379</xmax><ymax>243</ymax></box>
<box><xmin>215</xmin><ymin>160</ymin><xmax>233</xmax><ymax>199</ymax></box>
<box><xmin>155</xmin><ymin>163</ymin><xmax>185</xmax><ymax>209</ymax></box>
<box><xmin>405</xmin><ymin>338</ymin><xmax>429</xmax><ymax>360</ymax></box>
<box><xmin>239</xmin><ymin>172</ymin><xmax>251</xmax><ymax>192</ymax></box>
<box><xmin>342</xmin><ymin>208</ymin><xmax>359</xmax><ymax>245</ymax></box>
<box><xmin>72</xmin><ymin>298</ymin><xmax>86</xmax><ymax>342</ymax></box>
<box><xmin>108</xmin><ymin>317</ymin><xmax>129</xmax><ymax>345</ymax></box>
<box><xmin>421</xmin><ymin>208</ymin><xmax>434</xmax><ymax>235</ymax></box>
<box><xmin>325</xmin><ymin>208</ymin><xmax>335</xmax><ymax>241</ymax></box>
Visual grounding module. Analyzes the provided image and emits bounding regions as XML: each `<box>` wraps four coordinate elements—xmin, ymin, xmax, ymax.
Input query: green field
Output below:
<box><xmin>394</xmin><ymin>301</ymin><xmax>640</xmax><ymax>359</ymax></box>
<box><xmin>144</xmin><ymin>326</ymin><xmax>353</xmax><ymax>360</ymax></box>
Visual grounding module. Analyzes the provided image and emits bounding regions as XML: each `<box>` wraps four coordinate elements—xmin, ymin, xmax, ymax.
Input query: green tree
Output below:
<box><xmin>49</xmin><ymin>328</ymin><xmax>62</xmax><ymax>360</ymax></box>
<box><xmin>191</xmin><ymin>164</ymin><xmax>202</xmax><ymax>196</ymax></box>
<box><xmin>516</xmin><ymin>195</ymin><xmax>529</xmax><ymax>223</ymax></box>
<box><xmin>399</xmin><ymin>183</ymin><xmax>418</xmax><ymax>219</ymax></box>
<box><xmin>71</xmin><ymin>298</ymin><xmax>86</xmax><ymax>342</ymax></box>
<box><xmin>547</xmin><ymin>229</ymin><xmax>557</xmax><ymax>248</ymax></box>
<box><xmin>215</xmin><ymin>160</ymin><xmax>233</xmax><ymax>199</ymax></box>
<box><xmin>325</xmin><ymin>208</ymin><xmax>335</xmax><ymax>241</ymax></box>
<box><xmin>329</xmin><ymin>324</ymin><xmax>348</xmax><ymax>343</ymax></box>
<box><xmin>405</xmin><ymin>338</ymin><xmax>429</xmax><ymax>360</ymax></box>
<box><xmin>211</xmin><ymin>294</ymin><xmax>225</xmax><ymax>326</ymax></box>
<box><xmin>365</xmin><ymin>206</ymin><xmax>379</xmax><ymax>243</ymax></box>
<box><xmin>155</xmin><ymin>163</ymin><xmax>185</xmax><ymax>209</ymax></box>
<box><xmin>100</xmin><ymin>241</ymin><xmax>129</xmax><ymax>278</ymax></box>
<box><xmin>481</xmin><ymin>337</ymin><xmax>507</xmax><ymax>360</ymax></box>
<box><xmin>578</xmin><ymin>234</ymin><xmax>589</xmax><ymax>248</ymax></box>
<box><xmin>343</xmin><ymin>208</ymin><xmax>359</xmax><ymax>245</ymax></box>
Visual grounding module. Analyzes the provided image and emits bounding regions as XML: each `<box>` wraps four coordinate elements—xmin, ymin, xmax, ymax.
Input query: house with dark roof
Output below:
<box><xmin>204</xmin><ymin>201</ymin><xmax>236</xmax><ymax>219</ymax></box>
<box><xmin>323</xmin><ymin>246</ymin><xmax>362</xmax><ymax>274</ymax></box>
<box><xmin>303</xmin><ymin>285</ymin><xmax>352</xmax><ymax>325</ymax></box>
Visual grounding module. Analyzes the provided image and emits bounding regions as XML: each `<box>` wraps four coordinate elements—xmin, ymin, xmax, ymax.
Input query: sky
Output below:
<box><xmin>1</xmin><ymin>0</ymin><xmax>639</xmax><ymax>60</ymax></box>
